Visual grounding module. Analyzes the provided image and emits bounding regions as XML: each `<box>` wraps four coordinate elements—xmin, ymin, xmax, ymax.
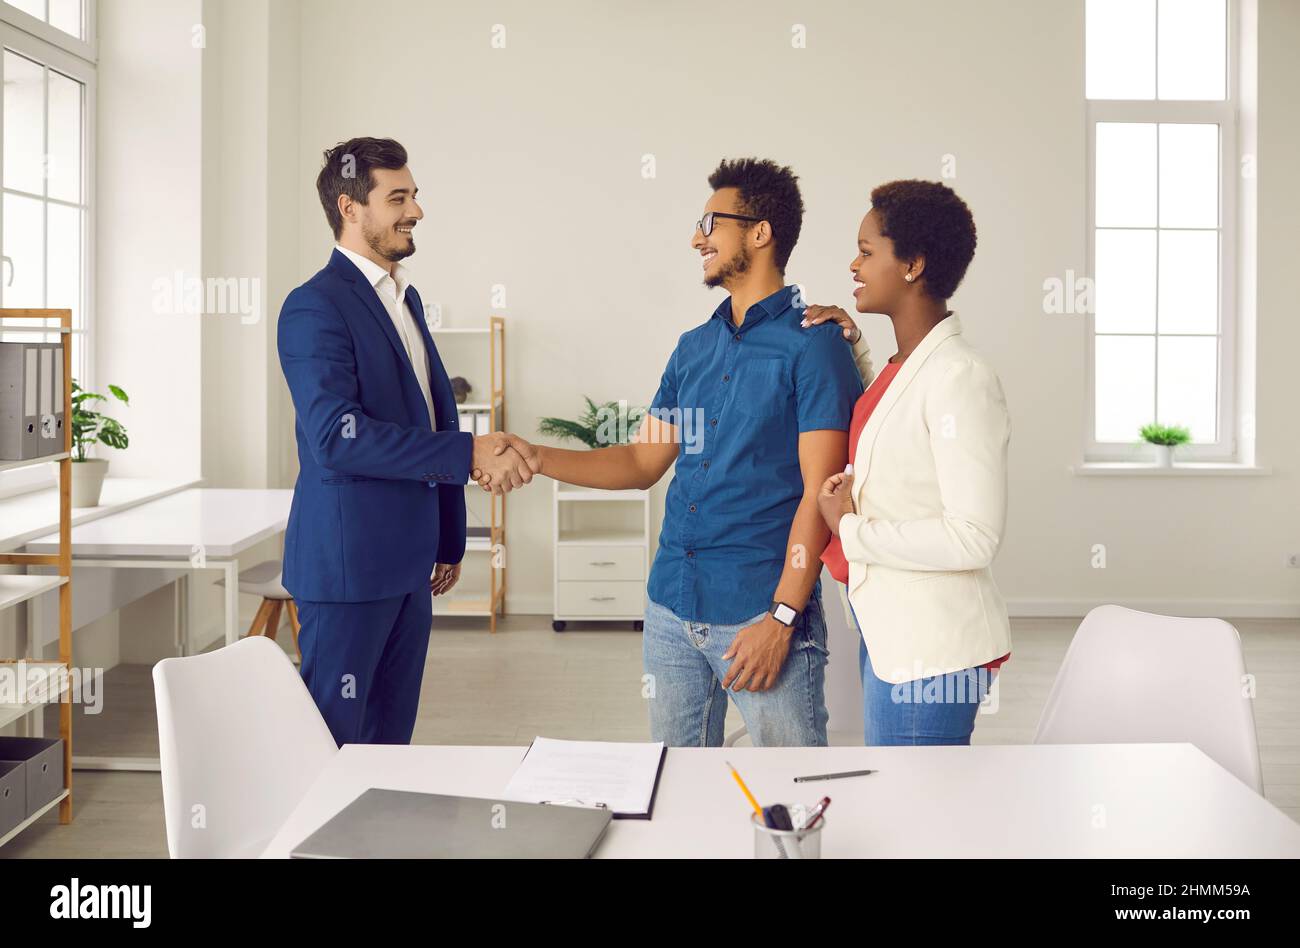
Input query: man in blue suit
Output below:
<box><xmin>277</xmin><ymin>137</ymin><xmax>535</xmax><ymax>746</ymax></box>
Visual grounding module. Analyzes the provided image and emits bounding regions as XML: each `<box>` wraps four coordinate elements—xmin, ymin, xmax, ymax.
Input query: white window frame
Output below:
<box><xmin>0</xmin><ymin>0</ymin><xmax>94</xmax><ymax>500</ymax></box>
<box><xmin>1084</xmin><ymin>0</ymin><xmax>1240</xmax><ymax>462</ymax></box>
<box><xmin>0</xmin><ymin>0</ymin><xmax>95</xmax><ymax>61</ymax></box>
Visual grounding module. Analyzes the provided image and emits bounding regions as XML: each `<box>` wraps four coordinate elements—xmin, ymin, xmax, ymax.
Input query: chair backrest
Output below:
<box><xmin>1035</xmin><ymin>604</ymin><xmax>1262</xmax><ymax>793</ymax></box>
<box><xmin>153</xmin><ymin>636</ymin><xmax>338</xmax><ymax>857</ymax></box>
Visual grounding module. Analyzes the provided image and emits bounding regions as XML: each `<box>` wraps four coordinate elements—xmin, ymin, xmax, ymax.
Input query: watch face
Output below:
<box><xmin>773</xmin><ymin>603</ymin><xmax>797</xmax><ymax>625</ymax></box>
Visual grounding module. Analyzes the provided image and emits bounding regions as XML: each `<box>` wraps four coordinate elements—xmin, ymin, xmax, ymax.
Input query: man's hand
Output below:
<box><xmin>801</xmin><ymin>304</ymin><xmax>862</xmax><ymax>344</ymax></box>
<box><xmin>721</xmin><ymin>614</ymin><xmax>795</xmax><ymax>692</ymax></box>
<box><xmin>818</xmin><ymin>469</ymin><xmax>855</xmax><ymax>536</ymax></box>
<box><xmin>470</xmin><ymin>433</ymin><xmax>539</xmax><ymax>494</ymax></box>
<box><xmin>430</xmin><ymin>562</ymin><xmax>461</xmax><ymax>596</ymax></box>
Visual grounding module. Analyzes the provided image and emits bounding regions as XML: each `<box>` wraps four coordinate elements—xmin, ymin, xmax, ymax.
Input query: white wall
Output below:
<box><xmin>273</xmin><ymin>0</ymin><xmax>1298</xmax><ymax>616</ymax></box>
<box><xmin>199</xmin><ymin>0</ymin><xmax>271</xmax><ymax>489</ymax></box>
<box><xmin>95</xmin><ymin>0</ymin><xmax>203</xmax><ymax>482</ymax></box>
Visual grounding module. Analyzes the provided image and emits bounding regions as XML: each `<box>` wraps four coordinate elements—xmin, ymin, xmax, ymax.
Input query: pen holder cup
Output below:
<box><xmin>751</xmin><ymin>810</ymin><xmax>824</xmax><ymax>860</ymax></box>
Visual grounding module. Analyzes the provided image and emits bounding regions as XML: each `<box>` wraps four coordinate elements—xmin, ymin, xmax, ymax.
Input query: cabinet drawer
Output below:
<box><xmin>556</xmin><ymin>581</ymin><xmax>645</xmax><ymax>617</ymax></box>
<box><xmin>556</xmin><ymin>546</ymin><xmax>645</xmax><ymax>582</ymax></box>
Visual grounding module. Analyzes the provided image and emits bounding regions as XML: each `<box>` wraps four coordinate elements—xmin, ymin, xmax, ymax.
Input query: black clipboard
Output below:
<box><xmin>519</xmin><ymin>739</ymin><xmax>667</xmax><ymax>821</ymax></box>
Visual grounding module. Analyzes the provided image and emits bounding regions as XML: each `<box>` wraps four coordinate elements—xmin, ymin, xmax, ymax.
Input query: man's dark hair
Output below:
<box><xmin>869</xmin><ymin>180</ymin><xmax>977</xmax><ymax>300</ymax></box>
<box><xmin>707</xmin><ymin>158</ymin><xmax>804</xmax><ymax>272</ymax></box>
<box><xmin>316</xmin><ymin>137</ymin><xmax>409</xmax><ymax>239</ymax></box>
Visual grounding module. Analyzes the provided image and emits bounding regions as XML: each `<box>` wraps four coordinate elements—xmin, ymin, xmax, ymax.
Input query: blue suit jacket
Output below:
<box><xmin>276</xmin><ymin>249</ymin><xmax>472</xmax><ymax>602</ymax></box>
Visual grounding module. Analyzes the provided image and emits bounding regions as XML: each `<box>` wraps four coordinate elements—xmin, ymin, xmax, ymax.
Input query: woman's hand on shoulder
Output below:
<box><xmin>801</xmin><ymin>304</ymin><xmax>861</xmax><ymax>344</ymax></box>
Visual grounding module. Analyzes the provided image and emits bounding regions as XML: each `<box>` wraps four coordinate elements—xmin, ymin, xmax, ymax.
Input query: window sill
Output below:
<box><xmin>1071</xmin><ymin>462</ymin><xmax>1272</xmax><ymax>477</ymax></box>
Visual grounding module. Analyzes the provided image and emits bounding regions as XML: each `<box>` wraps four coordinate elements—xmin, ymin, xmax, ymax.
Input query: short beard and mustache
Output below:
<box><xmin>704</xmin><ymin>242</ymin><xmax>751</xmax><ymax>288</ymax></box>
<box><xmin>363</xmin><ymin>219</ymin><xmax>416</xmax><ymax>262</ymax></box>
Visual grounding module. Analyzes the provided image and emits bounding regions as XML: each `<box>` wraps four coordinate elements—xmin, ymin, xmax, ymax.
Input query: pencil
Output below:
<box><xmin>726</xmin><ymin>759</ymin><xmax>763</xmax><ymax>816</ymax></box>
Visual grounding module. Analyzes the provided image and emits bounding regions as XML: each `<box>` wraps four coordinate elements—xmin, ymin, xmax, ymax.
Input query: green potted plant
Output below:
<box><xmin>538</xmin><ymin>396</ymin><xmax>646</xmax><ymax>447</ymax></box>
<box><xmin>1139</xmin><ymin>422</ymin><xmax>1190</xmax><ymax>467</ymax></box>
<box><xmin>61</xmin><ymin>380</ymin><xmax>130</xmax><ymax>507</ymax></box>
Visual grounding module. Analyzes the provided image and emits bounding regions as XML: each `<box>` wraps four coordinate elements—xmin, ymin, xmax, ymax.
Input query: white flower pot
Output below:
<box><xmin>57</xmin><ymin>458</ymin><xmax>110</xmax><ymax>507</ymax></box>
<box><xmin>1152</xmin><ymin>444</ymin><xmax>1173</xmax><ymax>467</ymax></box>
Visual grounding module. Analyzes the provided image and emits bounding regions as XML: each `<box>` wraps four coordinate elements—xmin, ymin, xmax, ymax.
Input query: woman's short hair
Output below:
<box><xmin>869</xmin><ymin>180</ymin><xmax>977</xmax><ymax>300</ymax></box>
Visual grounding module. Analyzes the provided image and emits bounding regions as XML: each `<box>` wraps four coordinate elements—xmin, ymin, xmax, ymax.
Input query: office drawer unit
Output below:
<box><xmin>555</xmin><ymin>580</ymin><xmax>648</xmax><ymax>618</ymax></box>
<box><xmin>0</xmin><ymin>736</ymin><xmax>64</xmax><ymax>818</ymax></box>
<box><xmin>556</xmin><ymin>545</ymin><xmax>646</xmax><ymax>583</ymax></box>
<box><xmin>552</xmin><ymin>482</ymin><xmax>650</xmax><ymax>632</ymax></box>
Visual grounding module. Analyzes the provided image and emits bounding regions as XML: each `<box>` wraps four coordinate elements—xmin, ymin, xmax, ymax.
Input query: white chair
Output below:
<box><xmin>215</xmin><ymin>559</ymin><xmax>301</xmax><ymax>661</ymax></box>
<box><xmin>153</xmin><ymin>635</ymin><xmax>338</xmax><ymax>858</ymax></box>
<box><xmin>1034</xmin><ymin>604</ymin><xmax>1263</xmax><ymax>793</ymax></box>
<box><xmin>724</xmin><ymin>567</ymin><xmax>863</xmax><ymax>746</ymax></box>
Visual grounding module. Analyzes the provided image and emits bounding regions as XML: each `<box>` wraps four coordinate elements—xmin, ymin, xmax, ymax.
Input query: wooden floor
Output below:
<box><xmin>2</xmin><ymin>614</ymin><xmax>1297</xmax><ymax>858</ymax></box>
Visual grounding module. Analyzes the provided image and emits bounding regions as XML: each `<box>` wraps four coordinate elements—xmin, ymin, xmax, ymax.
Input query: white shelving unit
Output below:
<box><xmin>430</xmin><ymin>317</ymin><xmax>506</xmax><ymax>632</ymax></box>
<box><xmin>551</xmin><ymin>481</ymin><xmax>650</xmax><ymax>632</ymax></box>
<box><xmin>0</xmin><ymin>308</ymin><xmax>75</xmax><ymax>845</ymax></box>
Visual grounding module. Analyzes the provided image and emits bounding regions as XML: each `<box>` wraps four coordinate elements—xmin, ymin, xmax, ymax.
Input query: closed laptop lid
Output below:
<box><xmin>290</xmin><ymin>788</ymin><xmax>612</xmax><ymax>859</ymax></box>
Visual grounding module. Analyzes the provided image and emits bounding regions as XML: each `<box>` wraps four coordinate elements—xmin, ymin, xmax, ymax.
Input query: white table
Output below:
<box><xmin>27</xmin><ymin>487</ymin><xmax>293</xmax><ymax>650</ymax></box>
<box><xmin>262</xmin><ymin>742</ymin><xmax>1300</xmax><ymax>858</ymax></box>
<box><xmin>25</xmin><ymin>487</ymin><xmax>294</xmax><ymax>770</ymax></box>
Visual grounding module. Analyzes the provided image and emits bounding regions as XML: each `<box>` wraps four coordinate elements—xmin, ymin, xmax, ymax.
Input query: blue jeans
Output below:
<box><xmin>643</xmin><ymin>593</ymin><xmax>830</xmax><ymax>747</ymax></box>
<box><xmin>851</xmin><ymin>607</ymin><xmax>996</xmax><ymax>746</ymax></box>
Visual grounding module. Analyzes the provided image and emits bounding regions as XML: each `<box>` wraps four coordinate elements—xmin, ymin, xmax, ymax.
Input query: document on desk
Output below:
<box><xmin>502</xmin><ymin>737</ymin><xmax>667</xmax><ymax>819</ymax></box>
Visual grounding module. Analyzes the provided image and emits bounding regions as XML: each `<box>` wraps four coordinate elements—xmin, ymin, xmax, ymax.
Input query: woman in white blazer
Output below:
<box><xmin>803</xmin><ymin>180</ymin><xmax>1011</xmax><ymax>746</ymax></box>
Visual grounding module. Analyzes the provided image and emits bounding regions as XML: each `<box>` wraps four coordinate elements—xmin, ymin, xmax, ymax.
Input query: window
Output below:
<box><xmin>2</xmin><ymin>0</ymin><xmax>92</xmax><ymax>53</ymax></box>
<box><xmin>1085</xmin><ymin>0</ymin><xmax>1238</xmax><ymax>460</ymax></box>
<box><xmin>0</xmin><ymin>0</ymin><xmax>93</xmax><ymax>499</ymax></box>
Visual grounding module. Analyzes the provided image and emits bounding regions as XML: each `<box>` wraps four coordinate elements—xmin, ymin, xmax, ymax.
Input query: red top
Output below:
<box><xmin>821</xmin><ymin>360</ymin><xmax>1009</xmax><ymax>671</ymax></box>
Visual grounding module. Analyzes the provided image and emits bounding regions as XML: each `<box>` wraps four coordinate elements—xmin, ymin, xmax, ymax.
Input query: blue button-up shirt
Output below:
<box><xmin>645</xmin><ymin>285</ymin><xmax>864</xmax><ymax>624</ymax></box>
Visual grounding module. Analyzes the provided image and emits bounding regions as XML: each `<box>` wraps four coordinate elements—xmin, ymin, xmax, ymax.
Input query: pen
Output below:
<box><xmin>803</xmin><ymin>796</ymin><xmax>832</xmax><ymax>829</ymax></box>
<box><xmin>793</xmin><ymin>768</ymin><xmax>877</xmax><ymax>783</ymax></box>
<box><xmin>726</xmin><ymin>760</ymin><xmax>763</xmax><ymax>816</ymax></box>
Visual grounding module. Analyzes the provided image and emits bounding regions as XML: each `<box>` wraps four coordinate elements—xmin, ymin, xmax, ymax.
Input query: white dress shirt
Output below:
<box><xmin>335</xmin><ymin>244</ymin><xmax>436</xmax><ymax>430</ymax></box>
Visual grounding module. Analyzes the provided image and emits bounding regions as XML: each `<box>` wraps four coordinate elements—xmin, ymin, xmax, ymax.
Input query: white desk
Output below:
<box><xmin>262</xmin><ymin>743</ymin><xmax>1300</xmax><ymax>858</ymax></box>
<box><xmin>25</xmin><ymin>487</ymin><xmax>293</xmax><ymax>770</ymax></box>
<box><xmin>27</xmin><ymin>486</ymin><xmax>293</xmax><ymax>649</ymax></box>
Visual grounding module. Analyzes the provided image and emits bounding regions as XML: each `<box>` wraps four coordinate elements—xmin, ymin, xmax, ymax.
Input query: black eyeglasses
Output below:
<box><xmin>696</xmin><ymin>211</ymin><xmax>761</xmax><ymax>237</ymax></box>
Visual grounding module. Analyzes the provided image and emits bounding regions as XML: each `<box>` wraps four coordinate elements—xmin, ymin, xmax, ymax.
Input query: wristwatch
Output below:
<box><xmin>770</xmin><ymin>600</ymin><xmax>799</xmax><ymax>627</ymax></box>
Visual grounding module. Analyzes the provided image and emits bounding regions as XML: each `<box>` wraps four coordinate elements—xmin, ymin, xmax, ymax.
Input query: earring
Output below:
<box><xmin>905</xmin><ymin>273</ymin><xmax>914</xmax><ymax>282</ymax></box>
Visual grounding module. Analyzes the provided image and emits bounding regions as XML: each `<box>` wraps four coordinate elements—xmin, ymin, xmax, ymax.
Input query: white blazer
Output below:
<box><xmin>839</xmin><ymin>314</ymin><xmax>1012</xmax><ymax>684</ymax></box>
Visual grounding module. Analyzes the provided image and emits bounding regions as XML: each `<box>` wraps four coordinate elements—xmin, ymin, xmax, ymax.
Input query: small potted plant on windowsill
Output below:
<box><xmin>1139</xmin><ymin>422</ymin><xmax>1190</xmax><ymax>468</ymax></box>
<box><xmin>55</xmin><ymin>381</ymin><xmax>130</xmax><ymax>507</ymax></box>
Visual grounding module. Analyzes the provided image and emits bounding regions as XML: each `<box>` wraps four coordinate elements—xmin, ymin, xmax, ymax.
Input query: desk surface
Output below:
<box><xmin>262</xmin><ymin>743</ymin><xmax>1300</xmax><ymax>858</ymax></box>
<box><xmin>26</xmin><ymin>487</ymin><xmax>293</xmax><ymax>558</ymax></box>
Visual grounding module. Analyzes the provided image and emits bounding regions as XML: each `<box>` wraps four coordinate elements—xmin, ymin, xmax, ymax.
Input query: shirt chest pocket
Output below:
<box><xmin>731</xmin><ymin>358</ymin><xmax>790</xmax><ymax>420</ymax></box>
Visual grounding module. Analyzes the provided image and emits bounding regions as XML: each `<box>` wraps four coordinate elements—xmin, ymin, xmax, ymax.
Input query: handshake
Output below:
<box><xmin>470</xmin><ymin>433</ymin><xmax>543</xmax><ymax>494</ymax></box>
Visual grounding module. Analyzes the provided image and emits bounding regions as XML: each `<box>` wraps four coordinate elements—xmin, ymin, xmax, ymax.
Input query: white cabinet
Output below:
<box><xmin>551</xmin><ymin>481</ymin><xmax>650</xmax><ymax>632</ymax></box>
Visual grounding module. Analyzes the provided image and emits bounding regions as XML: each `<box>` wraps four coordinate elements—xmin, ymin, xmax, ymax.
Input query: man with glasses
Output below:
<box><xmin>494</xmin><ymin>158</ymin><xmax>868</xmax><ymax>746</ymax></box>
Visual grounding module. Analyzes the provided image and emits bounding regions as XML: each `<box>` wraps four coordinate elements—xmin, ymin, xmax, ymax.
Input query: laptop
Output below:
<box><xmin>289</xmin><ymin>788</ymin><xmax>613</xmax><ymax>859</ymax></box>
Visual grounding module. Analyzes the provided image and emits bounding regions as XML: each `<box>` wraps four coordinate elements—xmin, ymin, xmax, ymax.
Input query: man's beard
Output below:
<box><xmin>704</xmin><ymin>243</ymin><xmax>750</xmax><ymax>288</ymax></box>
<box><xmin>364</xmin><ymin>220</ymin><xmax>415</xmax><ymax>262</ymax></box>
